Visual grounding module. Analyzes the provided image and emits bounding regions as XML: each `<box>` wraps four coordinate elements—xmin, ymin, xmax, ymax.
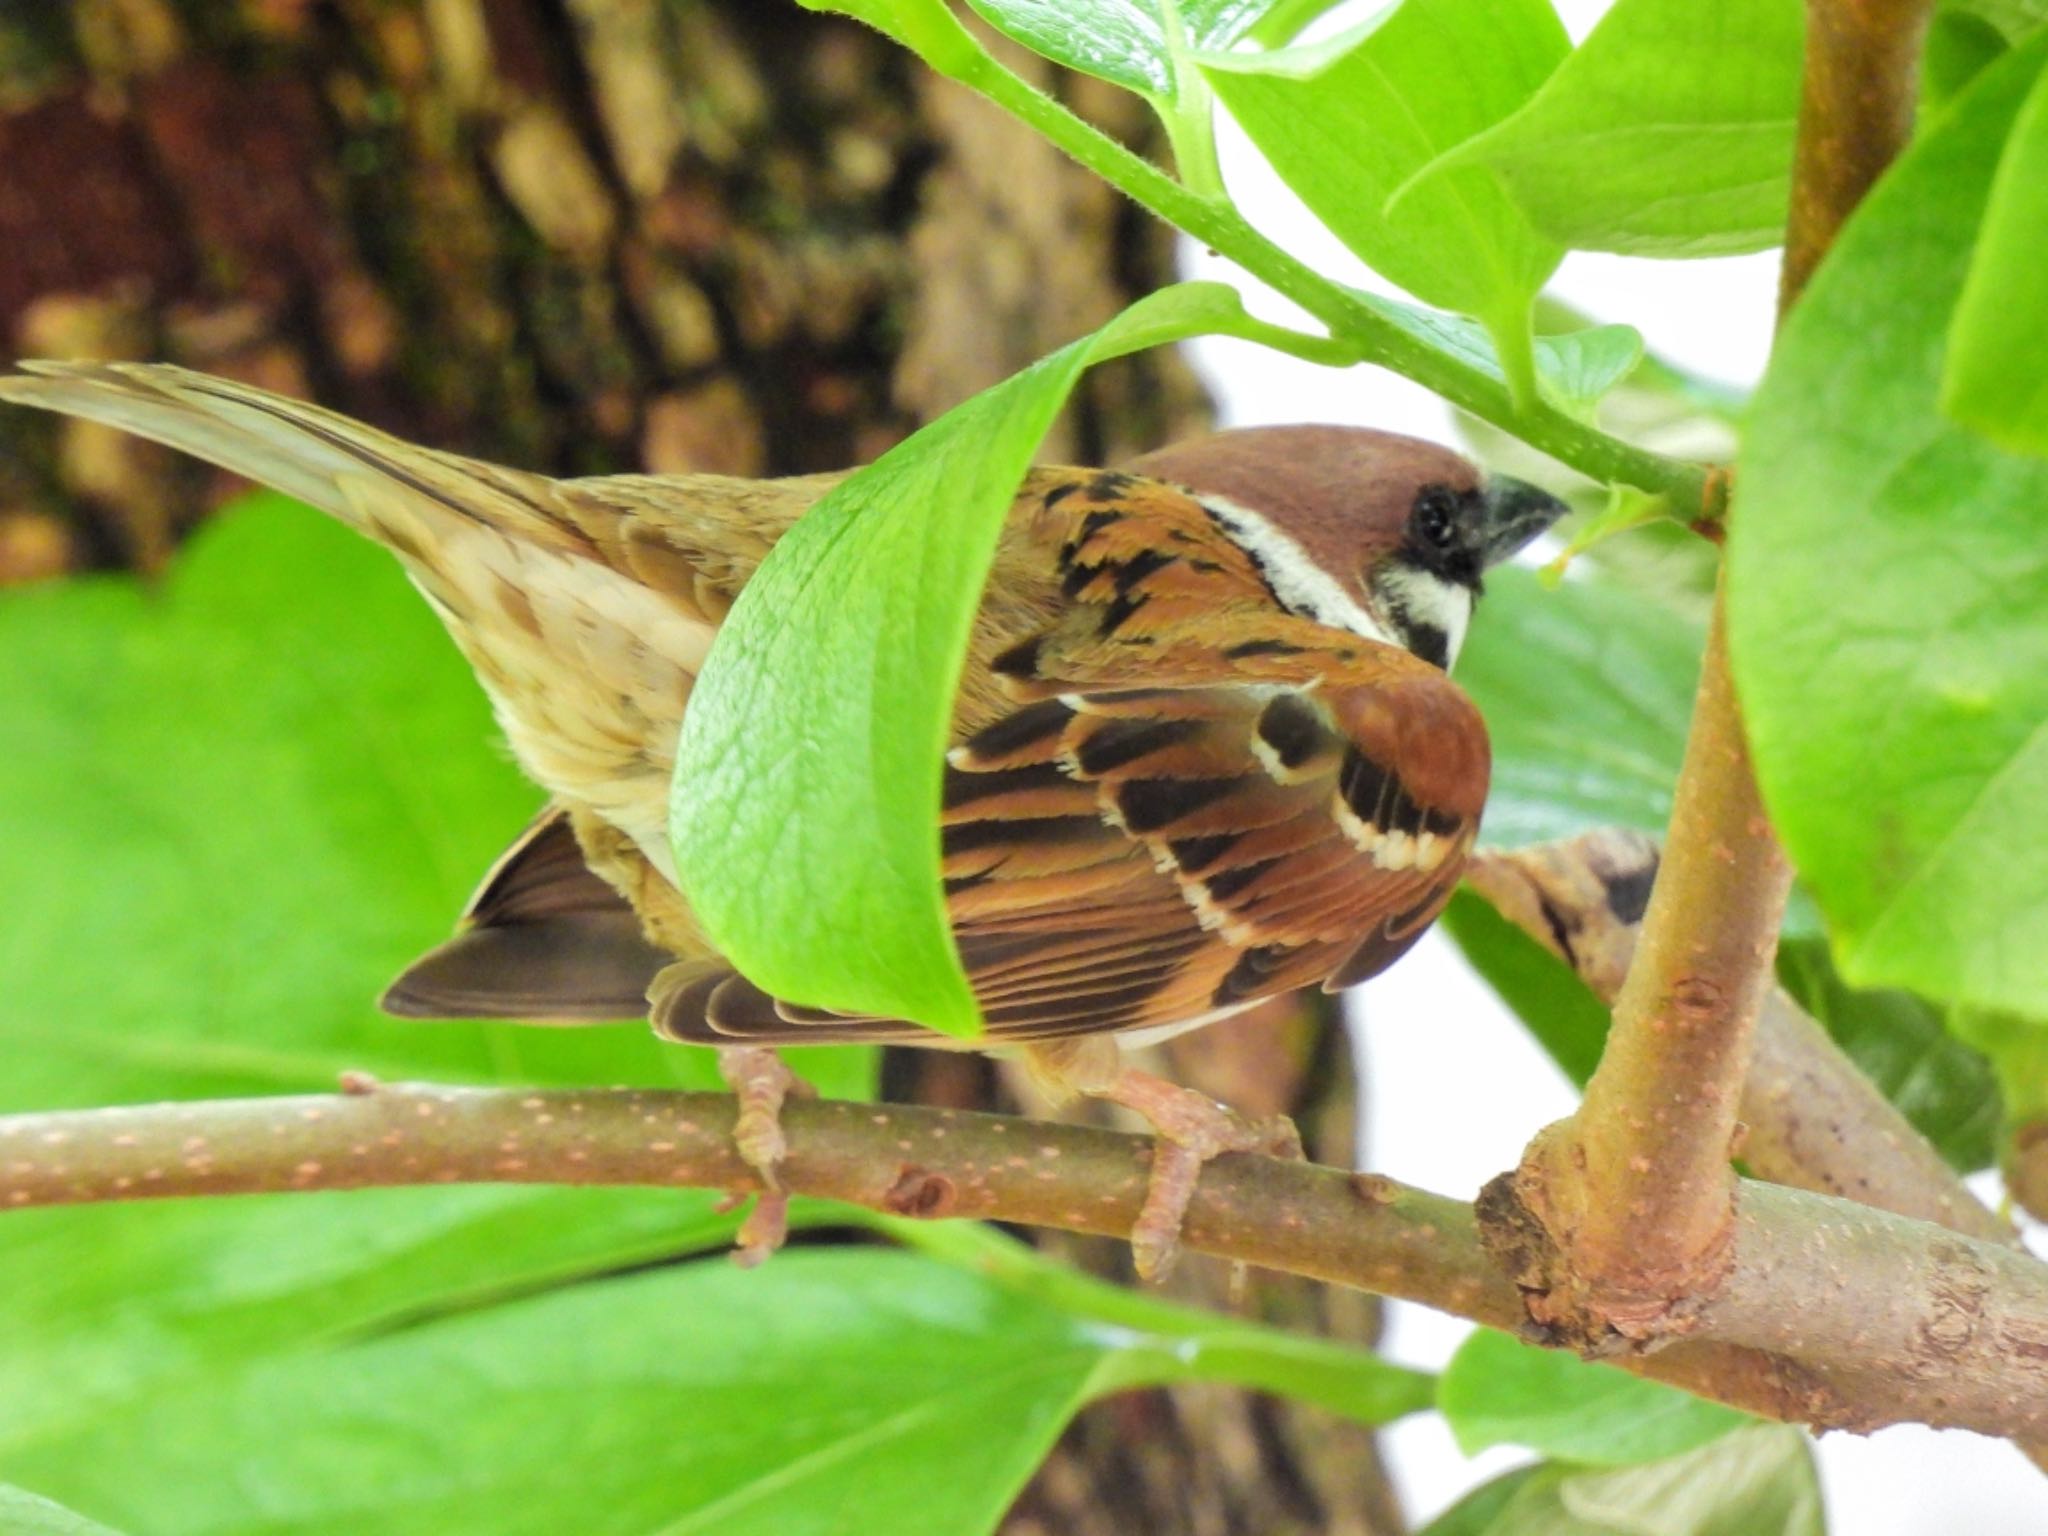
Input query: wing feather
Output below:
<box><xmin>652</xmin><ymin>474</ymin><xmax>1488</xmax><ymax>1048</ymax></box>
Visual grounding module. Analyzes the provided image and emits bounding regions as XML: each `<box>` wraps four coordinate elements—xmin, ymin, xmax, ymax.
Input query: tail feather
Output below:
<box><xmin>0</xmin><ymin>361</ymin><xmax>569</xmax><ymax>548</ymax></box>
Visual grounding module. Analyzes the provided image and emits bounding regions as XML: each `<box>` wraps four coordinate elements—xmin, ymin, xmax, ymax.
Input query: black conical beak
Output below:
<box><xmin>1479</xmin><ymin>475</ymin><xmax>1569</xmax><ymax>567</ymax></box>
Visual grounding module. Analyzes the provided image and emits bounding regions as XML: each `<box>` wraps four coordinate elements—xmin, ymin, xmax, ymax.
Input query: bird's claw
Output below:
<box><xmin>716</xmin><ymin>1046</ymin><xmax>812</xmax><ymax>1266</ymax></box>
<box><xmin>1111</xmin><ymin>1072</ymin><xmax>1301</xmax><ymax>1283</ymax></box>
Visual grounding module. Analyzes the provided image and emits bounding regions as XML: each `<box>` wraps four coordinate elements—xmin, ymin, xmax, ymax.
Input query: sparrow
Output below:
<box><xmin>0</xmin><ymin>361</ymin><xmax>1564</xmax><ymax>1277</ymax></box>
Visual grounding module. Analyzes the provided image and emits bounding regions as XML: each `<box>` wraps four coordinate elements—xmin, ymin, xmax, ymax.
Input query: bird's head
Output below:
<box><xmin>1125</xmin><ymin>425</ymin><xmax>1568</xmax><ymax>669</ymax></box>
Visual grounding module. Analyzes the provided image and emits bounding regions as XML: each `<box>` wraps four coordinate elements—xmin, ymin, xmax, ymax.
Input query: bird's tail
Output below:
<box><xmin>0</xmin><ymin>360</ymin><xmax>566</xmax><ymax>548</ymax></box>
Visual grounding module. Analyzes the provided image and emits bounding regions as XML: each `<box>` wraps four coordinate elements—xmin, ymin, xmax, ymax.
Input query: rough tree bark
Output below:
<box><xmin>0</xmin><ymin>4</ymin><xmax>1394</xmax><ymax>1530</ymax></box>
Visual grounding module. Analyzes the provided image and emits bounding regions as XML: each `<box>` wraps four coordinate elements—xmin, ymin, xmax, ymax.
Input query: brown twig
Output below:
<box><xmin>1465</xmin><ymin>833</ymin><xmax>2014</xmax><ymax>1247</ymax></box>
<box><xmin>1780</xmin><ymin>0</ymin><xmax>1934</xmax><ymax>312</ymax></box>
<box><xmin>1482</xmin><ymin>0</ymin><xmax>1938</xmax><ymax>1348</ymax></box>
<box><xmin>3</xmin><ymin>1083</ymin><xmax>2047</xmax><ymax>1439</ymax></box>
<box><xmin>1500</xmin><ymin>595</ymin><xmax>1793</xmax><ymax>1340</ymax></box>
<box><xmin>1467</xmin><ymin>835</ymin><xmax>2048</xmax><ymax>1475</ymax></box>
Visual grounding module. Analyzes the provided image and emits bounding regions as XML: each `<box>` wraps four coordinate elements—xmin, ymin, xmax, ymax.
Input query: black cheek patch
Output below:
<box><xmin>1404</xmin><ymin>622</ymin><xmax>1451</xmax><ymax>671</ymax></box>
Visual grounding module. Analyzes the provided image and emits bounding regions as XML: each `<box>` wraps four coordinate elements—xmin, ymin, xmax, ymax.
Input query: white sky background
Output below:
<box><xmin>1180</xmin><ymin>1</ymin><xmax>2048</xmax><ymax>1529</ymax></box>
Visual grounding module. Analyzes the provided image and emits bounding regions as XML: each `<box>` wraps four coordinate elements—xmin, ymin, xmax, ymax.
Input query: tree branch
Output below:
<box><xmin>1465</xmin><ymin>832</ymin><xmax>2014</xmax><ymax>1247</ymax></box>
<box><xmin>1482</xmin><ymin>0</ymin><xmax>1938</xmax><ymax>1347</ymax></box>
<box><xmin>3</xmin><ymin>1082</ymin><xmax>2046</xmax><ymax>1439</ymax></box>
<box><xmin>1780</xmin><ymin>0</ymin><xmax>1933</xmax><ymax>311</ymax></box>
<box><xmin>1499</xmin><ymin>597</ymin><xmax>1793</xmax><ymax>1338</ymax></box>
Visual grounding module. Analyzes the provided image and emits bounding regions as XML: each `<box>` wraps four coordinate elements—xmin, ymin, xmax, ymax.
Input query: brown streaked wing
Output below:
<box><xmin>657</xmin><ymin>473</ymin><xmax>1489</xmax><ymax>1047</ymax></box>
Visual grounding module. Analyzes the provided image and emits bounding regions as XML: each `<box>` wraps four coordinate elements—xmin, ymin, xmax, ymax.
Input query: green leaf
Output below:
<box><xmin>1777</xmin><ymin>939</ymin><xmax>2002</xmax><ymax>1170</ymax></box>
<box><xmin>1728</xmin><ymin>36</ymin><xmax>2048</xmax><ymax>1017</ymax></box>
<box><xmin>1946</xmin><ymin>1005</ymin><xmax>2048</xmax><ymax>1123</ymax></box>
<box><xmin>0</xmin><ymin>1248</ymin><xmax>1423</xmax><ymax>1536</ymax></box>
<box><xmin>1549</xmin><ymin>1426</ymin><xmax>1822</xmax><ymax>1536</ymax></box>
<box><xmin>1359</xmin><ymin>294</ymin><xmax>1644</xmax><ymax>418</ymax></box>
<box><xmin>0</xmin><ymin>499</ymin><xmax>879</xmax><ymax>1103</ymax></box>
<box><xmin>670</xmin><ymin>281</ymin><xmax>1325</xmax><ymax>1037</ymax></box>
<box><xmin>1416</xmin><ymin>1467</ymin><xmax>1549</xmax><ymax>1536</ymax></box>
<box><xmin>1440</xmin><ymin>889</ymin><xmax>1611</xmax><ymax>1086</ymax></box>
<box><xmin>1945</xmin><ymin>0</ymin><xmax>2048</xmax><ymax>42</ymax></box>
<box><xmin>877</xmin><ymin>1219</ymin><xmax>1435</xmax><ymax>1424</ymax></box>
<box><xmin>1541</xmin><ymin>486</ymin><xmax>1679</xmax><ymax>579</ymax></box>
<box><xmin>1925</xmin><ymin>10</ymin><xmax>2013</xmax><ymax>113</ymax></box>
<box><xmin>0</xmin><ymin>1191</ymin><xmax>743</xmax><ymax>1464</ymax></box>
<box><xmin>1414</xmin><ymin>0</ymin><xmax>1804</xmax><ymax>256</ymax></box>
<box><xmin>1440</xmin><ymin>1329</ymin><xmax>1750</xmax><ymax>1466</ymax></box>
<box><xmin>1202</xmin><ymin>0</ymin><xmax>1569</xmax><ymax>399</ymax></box>
<box><xmin>961</xmin><ymin>0</ymin><xmax>1277</xmax><ymax>100</ymax></box>
<box><xmin>0</xmin><ymin>1486</ymin><xmax>128</xmax><ymax>1536</ymax></box>
<box><xmin>1422</xmin><ymin>1428</ymin><xmax>1821</xmax><ymax>1536</ymax></box>
<box><xmin>1456</xmin><ymin>567</ymin><xmax>1703</xmax><ymax>849</ymax></box>
<box><xmin>1943</xmin><ymin>63</ymin><xmax>2048</xmax><ymax>454</ymax></box>
<box><xmin>1536</xmin><ymin>326</ymin><xmax>1649</xmax><ymax>418</ymax></box>
<box><xmin>0</xmin><ymin>500</ymin><xmax>865</xmax><ymax>1465</ymax></box>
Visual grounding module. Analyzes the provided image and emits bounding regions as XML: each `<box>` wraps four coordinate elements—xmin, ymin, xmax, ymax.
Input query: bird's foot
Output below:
<box><xmin>1101</xmin><ymin>1068</ymin><xmax>1303</xmax><ymax>1283</ymax></box>
<box><xmin>715</xmin><ymin>1046</ymin><xmax>813</xmax><ymax>1266</ymax></box>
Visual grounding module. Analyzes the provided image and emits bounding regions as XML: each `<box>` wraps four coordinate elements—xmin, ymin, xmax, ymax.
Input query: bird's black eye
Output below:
<box><xmin>1413</xmin><ymin>486</ymin><xmax>1459</xmax><ymax>549</ymax></box>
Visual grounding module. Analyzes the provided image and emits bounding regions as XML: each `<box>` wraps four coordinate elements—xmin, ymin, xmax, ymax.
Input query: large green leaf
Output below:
<box><xmin>1946</xmin><ymin>1005</ymin><xmax>2048</xmax><ymax>1124</ymax></box>
<box><xmin>0</xmin><ymin>499</ymin><xmax>782</xmax><ymax>1104</ymax></box>
<box><xmin>1947</xmin><ymin>0</ymin><xmax>2048</xmax><ymax>40</ymax></box>
<box><xmin>874</xmin><ymin>1219</ymin><xmax>1436</xmax><ymax>1424</ymax></box>
<box><xmin>1456</xmin><ymin>567</ymin><xmax>1703</xmax><ymax>849</ymax></box>
<box><xmin>1925</xmin><ymin>9</ymin><xmax>2014</xmax><ymax>113</ymax></box>
<box><xmin>1942</xmin><ymin>62</ymin><xmax>2048</xmax><ymax>454</ymax></box>
<box><xmin>1202</xmin><ymin>0</ymin><xmax>1569</xmax><ymax>400</ymax></box>
<box><xmin>1777</xmin><ymin>940</ymin><xmax>2001</xmax><ymax>1170</ymax></box>
<box><xmin>670</xmin><ymin>282</ymin><xmax>1335</xmax><ymax>1036</ymax></box>
<box><xmin>1439</xmin><ymin>1329</ymin><xmax>1749</xmax><ymax>1467</ymax></box>
<box><xmin>0</xmin><ymin>1190</ymin><xmax>741</xmax><ymax>1461</ymax></box>
<box><xmin>1439</xmin><ymin>889</ymin><xmax>1611</xmax><ymax>1086</ymax></box>
<box><xmin>0</xmin><ymin>1486</ymin><xmax>128</xmax><ymax>1536</ymax></box>
<box><xmin>0</xmin><ymin>1248</ymin><xmax>1429</xmax><ymax>1536</ymax></box>
<box><xmin>1728</xmin><ymin>37</ymin><xmax>2048</xmax><ymax>1016</ymax></box>
<box><xmin>0</xmin><ymin>500</ymin><xmax>876</xmax><ymax>1477</ymax></box>
<box><xmin>1416</xmin><ymin>0</ymin><xmax>1804</xmax><ymax>256</ymax></box>
<box><xmin>1420</xmin><ymin>1427</ymin><xmax>1821</xmax><ymax>1536</ymax></box>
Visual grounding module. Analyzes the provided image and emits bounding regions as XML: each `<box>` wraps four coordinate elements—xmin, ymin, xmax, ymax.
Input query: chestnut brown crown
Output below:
<box><xmin>1124</xmin><ymin>425</ymin><xmax>1566</xmax><ymax>670</ymax></box>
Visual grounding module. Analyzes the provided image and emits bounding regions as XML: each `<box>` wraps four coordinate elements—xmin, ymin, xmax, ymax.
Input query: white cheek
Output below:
<box><xmin>1377</xmin><ymin>566</ymin><xmax>1473</xmax><ymax>667</ymax></box>
<box><xmin>1196</xmin><ymin>494</ymin><xmax>1401</xmax><ymax>649</ymax></box>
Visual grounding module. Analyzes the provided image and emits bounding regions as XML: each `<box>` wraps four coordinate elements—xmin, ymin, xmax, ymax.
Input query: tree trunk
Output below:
<box><xmin>0</xmin><ymin>4</ymin><xmax>1400</xmax><ymax>1529</ymax></box>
